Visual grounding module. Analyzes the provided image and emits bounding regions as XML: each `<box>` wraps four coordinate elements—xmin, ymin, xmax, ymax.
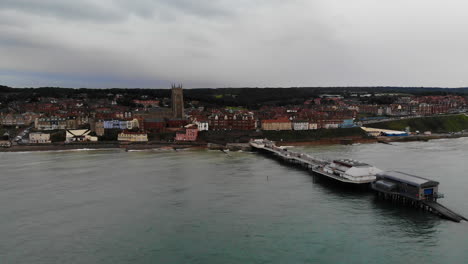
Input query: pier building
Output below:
<box><xmin>372</xmin><ymin>171</ymin><xmax>441</xmax><ymax>202</ymax></box>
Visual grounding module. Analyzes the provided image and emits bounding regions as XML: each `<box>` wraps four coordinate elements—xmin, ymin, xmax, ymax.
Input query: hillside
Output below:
<box><xmin>369</xmin><ymin>114</ymin><xmax>468</xmax><ymax>133</ymax></box>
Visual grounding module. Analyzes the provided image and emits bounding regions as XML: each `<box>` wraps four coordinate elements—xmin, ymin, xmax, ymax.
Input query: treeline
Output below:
<box><xmin>185</xmin><ymin>87</ymin><xmax>468</xmax><ymax>108</ymax></box>
<box><xmin>1</xmin><ymin>85</ymin><xmax>468</xmax><ymax>107</ymax></box>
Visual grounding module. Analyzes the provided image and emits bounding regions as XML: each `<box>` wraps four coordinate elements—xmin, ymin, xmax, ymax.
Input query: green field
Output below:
<box><xmin>369</xmin><ymin>114</ymin><xmax>468</xmax><ymax>133</ymax></box>
<box><xmin>263</xmin><ymin>127</ymin><xmax>367</xmax><ymax>142</ymax></box>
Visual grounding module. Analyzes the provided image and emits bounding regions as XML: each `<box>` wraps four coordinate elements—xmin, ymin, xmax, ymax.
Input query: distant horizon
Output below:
<box><xmin>3</xmin><ymin>84</ymin><xmax>468</xmax><ymax>90</ymax></box>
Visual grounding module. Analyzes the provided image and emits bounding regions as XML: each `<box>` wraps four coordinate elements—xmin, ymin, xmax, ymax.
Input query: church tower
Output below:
<box><xmin>171</xmin><ymin>84</ymin><xmax>184</xmax><ymax>119</ymax></box>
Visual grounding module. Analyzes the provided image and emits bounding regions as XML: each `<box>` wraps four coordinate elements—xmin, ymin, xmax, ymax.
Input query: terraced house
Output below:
<box><xmin>261</xmin><ymin>117</ymin><xmax>292</xmax><ymax>131</ymax></box>
<box><xmin>208</xmin><ymin>112</ymin><xmax>256</xmax><ymax>131</ymax></box>
<box><xmin>29</xmin><ymin>132</ymin><xmax>51</xmax><ymax>144</ymax></box>
<box><xmin>35</xmin><ymin>116</ymin><xmax>67</xmax><ymax>130</ymax></box>
<box><xmin>0</xmin><ymin>113</ymin><xmax>38</xmax><ymax>126</ymax></box>
<box><xmin>117</xmin><ymin>131</ymin><xmax>148</xmax><ymax>142</ymax></box>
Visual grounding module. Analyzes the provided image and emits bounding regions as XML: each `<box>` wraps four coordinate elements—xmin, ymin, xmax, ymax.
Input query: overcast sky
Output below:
<box><xmin>1</xmin><ymin>0</ymin><xmax>468</xmax><ymax>88</ymax></box>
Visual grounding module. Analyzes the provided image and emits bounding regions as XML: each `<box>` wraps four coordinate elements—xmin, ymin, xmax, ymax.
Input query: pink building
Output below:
<box><xmin>175</xmin><ymin>125</ymin><xmax>199</xmax><ymax>141</ymax></box>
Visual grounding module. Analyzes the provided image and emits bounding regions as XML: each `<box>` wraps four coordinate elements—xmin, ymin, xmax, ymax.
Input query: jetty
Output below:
<box><xmin>250</xmin><ymin>139</ymin><xmax>466</xmax><ymax>222</ymax></box>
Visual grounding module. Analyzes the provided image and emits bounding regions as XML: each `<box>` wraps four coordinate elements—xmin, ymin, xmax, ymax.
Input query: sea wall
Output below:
<box><xmin>200</xmin><ymin>127</ymin><xmax>369</xmax><ymax>145</ymax></box>
<box><xmin>262</xmin><ymin>127</ymin><xmax>368</xmax><ymax>142</ymax></box>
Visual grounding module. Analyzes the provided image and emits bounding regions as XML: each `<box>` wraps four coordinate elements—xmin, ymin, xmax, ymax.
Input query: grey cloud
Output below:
<box><xmin>2</xmin><ymin>0</ymin><xmax>468</xmax><ymax>88</ymax></box>
<box><xmin>155</xmin><ymin>0</ymin><xmax>234</xmax><ymax>17</ymax></box>
<box><xmin>0</xmin><ymin>28</ymin><xmax>55</xmax><ymax>49</ymax></box>
<box><xmin>0</xmin><ymin>0</ymin><xmax>125</xmax><ymax>22</ymax></box>
<box><xmin>0</xmin><ymin>0</ymin><xmax>238</xmax><ymax>23</ymax></box>
<box><xmin>0</xmin><ymin>33</ymin><xmax>36</xmax><ymax>48</ymax></box>
<box><xmin>0</xmin><ymin>15</ymin><xmax>29</xmax><ymax>28</ymax></box>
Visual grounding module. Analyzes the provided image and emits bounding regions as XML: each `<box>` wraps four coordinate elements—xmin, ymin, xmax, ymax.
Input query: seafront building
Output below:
<box><xmin>118</xmin><ymin>131</ymin><xmax>148</xmax><ymax>142</ymax></box>
<box><xmin>100</xmin><ymin>119</ymin><xmax>139</xmax><ymax>130</ymax></box>
<box><xmin>65</xmin><ymin>116</ymin><xmax>90</xmax><ymax>129</ymax></box>
<box><xmin>65</xmin><ymin>129</ymin><xmax>98</xmax><ymax>143</ymax></box>
<box><xmin>94</xmin><ymin>120</ymin><xmax>105</xmax><ymax>136</ymax></box>
<box><xmin>261</xmin><ymin>117</ymin><xmax>292</xmax><ymax>131</ymax></box>
<box><xmin>194</xmin><ymin>119</ymin><xmax>209</xmax><ymax>131</ymax></box>
<box><xmin>175</xmin><ymin>124</ymin><xmax>199</xmax><ymax>141</ymax></box>
<box><xmin>0</xmin><ymin>139</ymin><xmax>11</xmax><ymax>147</ymax></box>
<box><xmin>29</xmin><ymin>132</ymin><xmax>51</xmax><ymax>144</ymax></box>
<box><xmin>35</xmin><ymin>116</ymin><xmax>67</xmax><ymax>130</ymax></box>
<box><xmin>309</xmin><ymin>123</ymin><xmax>318</xmax><ymax>130</ymax></box>
<box><xmin>208</xmin><ymin>112</ymin><xmax>256</xmax><ymax>131</ymax></box>
<box><xmin>292</xmin><ymin>120</ymin><xmax>309</xmax><ymax>130</ymax></box>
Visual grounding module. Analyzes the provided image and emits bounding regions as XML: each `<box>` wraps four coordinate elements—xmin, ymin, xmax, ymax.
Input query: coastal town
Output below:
<box><xmin>1</xmin><ymin>85</ymin><xmax>468</xmax><ymax>150</ymax></box>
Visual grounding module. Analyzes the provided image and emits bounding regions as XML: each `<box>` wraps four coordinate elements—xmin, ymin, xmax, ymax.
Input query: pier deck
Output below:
<box><xmin>423</xmin><ymin>201</ymin><xmax>467</xmax><ymax>222</ymax></box>
<box><xmin>250</xmin><ymin>140</ymin><xmax>374</xmax><ymax>184</ymax></box>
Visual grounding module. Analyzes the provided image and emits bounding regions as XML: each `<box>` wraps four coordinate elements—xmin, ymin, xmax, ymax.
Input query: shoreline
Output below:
<box><xmin>269</xmin><ymin>133</ymin><xmax>468</xmax><ymax>147</ymax></box>
<box><xmin>1</xmin><ymin>133</ymin><xmax>467</xmax><ymax>153</ymax></box>
<box><xmin>275</xmin><ymin>136</ymin><xmax>378</xmax><ymax>146</ymax></box>
<box><xmin>0</xmin><ymin>142</ymin><xmax>206</xmax><ymax>153</ymax></box>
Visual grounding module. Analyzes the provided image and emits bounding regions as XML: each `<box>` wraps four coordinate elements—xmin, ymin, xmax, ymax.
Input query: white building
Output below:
<box><xmin>29</xmin><ymin>133</ymin><xmax>51</xmax><ymax>144</ymax></box>
<box><xmin>66</xmin><ymin>129</ymin><xmax>98</xmax><ymax>143</ymax></box>
<box><xmin>103</xmin><ymin>119</ymin><xmax>139</xmax><ymax>130</ymax></box>
<box><xmin>35</xmin><ymin>117</ymin><xmax>67</xmax><ymax>130</ymax></box>
<box><xmin>118</xmin><ymin>131</ymin><xmax>148</xmax><ymax>142</ymax></box>
<box><xmin>194</xmin><ymin>120</ymin><xmax>209</xmax><ymax>131</ymax></box>
<box><xmin>323</xmin><ymin>123</ymin><xmax>339</xmax><ymax>129</ymax></box>
<box><xmin>292</xmin><ymin>121</ymin><xmax>309</xmax><ymax>130</ymax></box>
<box><xmin>309</xmin><ymin>123</ymin><xmax>318</xmax><ymax>130</ymax></box>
